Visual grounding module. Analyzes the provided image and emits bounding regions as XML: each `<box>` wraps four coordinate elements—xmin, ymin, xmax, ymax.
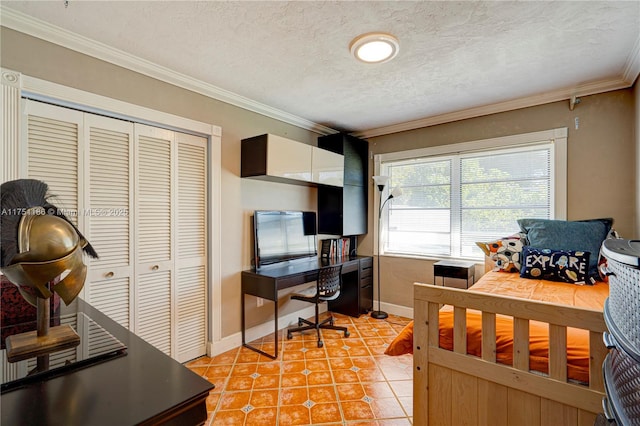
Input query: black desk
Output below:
<box><xmin>1</xmin><ymin>298</ymin><xmax>213</xmax><ymax>426</ymax></box>
<box><xmin>241</xmin><ymin>256</ymin><xmax>372</xmax><ymax>359</ymax></box>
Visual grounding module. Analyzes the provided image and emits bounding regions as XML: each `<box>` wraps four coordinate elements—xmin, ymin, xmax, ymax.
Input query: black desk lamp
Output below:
<box><xmin>371</xmin><ymin>176</ymin><xmax>402</xmax><ymax>320</ymax></box>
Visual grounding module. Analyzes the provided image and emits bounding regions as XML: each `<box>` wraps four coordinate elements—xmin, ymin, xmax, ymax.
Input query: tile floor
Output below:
<box><xmin>186</xmin><ymin>312</ymin><xmax>414</xmax><ymax>425</ymax></box>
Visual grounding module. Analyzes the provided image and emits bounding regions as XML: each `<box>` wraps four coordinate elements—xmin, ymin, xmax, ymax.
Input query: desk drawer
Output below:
<box><xmin>360</xmin><ymin>257</ymin><xmax>373</xmax><ymax>269</ymax></box>
<box><xmin>359</xmin><ymin>257</ymin><xmax>373</xmax><ymax>282</ymax></box>
<box><xmin>342</xmin><ymin>259</ymin><xmax>359</xmax><ymax>274</ymax></box>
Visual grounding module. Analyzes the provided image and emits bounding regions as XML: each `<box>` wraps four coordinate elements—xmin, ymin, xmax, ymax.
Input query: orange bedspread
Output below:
<box><xmin>385</xmin><ymin>271</ymin><xmax>609</xmax><ymax>383</ymax></box>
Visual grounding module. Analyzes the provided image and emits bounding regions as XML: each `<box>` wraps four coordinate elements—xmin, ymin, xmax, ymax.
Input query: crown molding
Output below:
<box><xmin>622</xmin><ymin>34</ymin><xmax>640</xmax><ymax>85</ymax></box>
<box><xmin>0</xmin><ymin>6</ymin><xmax>337</xmax><ymax>136</ymax></box>
<box><xmin>355</xmin><ymin>74</ymin><xmax>636</xmax><ymax>139</ymax></box>
<box><xmin>2</xmin><ymin>6</ymin><xmax>637</xmax><ymax>141</ymax></box>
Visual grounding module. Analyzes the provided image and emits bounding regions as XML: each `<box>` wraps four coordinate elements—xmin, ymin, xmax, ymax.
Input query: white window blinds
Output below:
<box><xmin>382</xmin><ymin>143</ymin><xmax>553</xmax><ymax>260</ymax></box>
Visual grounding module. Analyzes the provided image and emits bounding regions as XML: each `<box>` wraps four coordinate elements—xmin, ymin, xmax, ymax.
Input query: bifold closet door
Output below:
<box><xmin>135</xmin><ymin>124</ymin><xmax>174</xmax><ymax>356</ymax></box>
<box><xmin>22</xmin><ymin>101</ymin><xmax>83</xmax><ymax>373</ymax></box>
<box><xmin>22</xmin><ymin>100</ymin><xmax>209</xmax><ymax>362</ymax></box>
<box><xmin>25</xmin><ymin>101</ymin><xmax>83</xmax><ymax>228</ymax></box>
<box><xmin>83</xmin><ymin>115</ymin><xmax>134</xmax><ymax>330</ymax></box>
<box><xmin>175</xmin><ymin>132</ymin><xmax>208</xmax><ymax>362</ymax></box>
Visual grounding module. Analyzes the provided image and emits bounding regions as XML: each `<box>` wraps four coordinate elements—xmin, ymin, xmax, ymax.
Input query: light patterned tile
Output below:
<box><xmin>370</xmin><ymin>397</ymin><xmax>406</xmax><ymax>419</ymax></box>
<box><xmin>283</xmin><ymin>360</ymin><xmax>306</xmax><ymax>373</ymax></box>
<box><xmin>308</xmin><ymin>385</ymin><xmax>338</xmax><ymax>403</ymax></box>
<box><xmin>245</xmin><ymin>407</ymin><xmax>278</xmax><ymax>424</ymax></box>
<box><xmin>187</xmin><ymin>366</ymin><xmax>208</xmax><ymax>376</ymax></box>
<box><xmin>307</xmin><ymin>370</ymin><xmax>333</xmax><ymax>385</ymax></box>
<box><xmin>278</xmin><ymin>405</ymin><xmax>310</xmax><ymax>426</ymax></box>
<box><xmin>205</xmin><ymin>365</ymin><xmax>233</xmax><ymax>378</ymax></box>
<box><xmin>280</xmin><ymin>387</ymin><xmax>308</xmax><ymax>405</ymax></box>
<box><xmin>341</xmin><ymin>400</ymin><xmax>375</xmax><ymax>421</ymax></box>
<box><xmin>206</xmin><ymin>392</ymin><xmax>221</xmax><ymax>411</ymax></box>
<box><xmin>250</xmin><ymin>389</ymin><xmax>279</xmax><ymax>407</ymax></box>
<box><xmin>352</xmin><ymin>356</ymin><xmax>377</xmax><ymax>369</ymax></box>
<box><xmin>388</xmin><ymin>380</ymin><xmax>413</xmax><ymax>398</ymax></box>
<box><xmin>357</xmin><ymin>367</ymin><xmax>386</xmax><ymax>383</ymax></box>
<box><xmin>328</xmin><ymin>357</ymin><xmax>353</xmax><ymax>370</ymax></box>
<box><xmin>210</xmin><ymin>409</ymin><xmax>245</xmax><ymax>425</ymax></box>
<box><xmin>349</xmin><ymin>346</ymin><xmax>373</xmax><ymax>356</ymax></box>
<box><xmin>333</xmin><ymin>368</ymin><xmax>359</xmax><ymax>384</ymax></box>
<box><xmin>398</xmin><ymin>395</ymin><xmax>413</xmax><ymax>416</ymax></box>
<box><xmin>225</xmin><ymin>376</ymin><xmax>253</xmax><ymax>391</ymax></box>
<box><xmin>304</xmin><ymin>348</ymin><xmax>327</xmax><ymax>359</ymax></box>
<box><xmin>336</xmin><ymin>383</ymin><xmax>366</xmax><ymax>401</ymax></box>
<box><xmin>230</xmin><ymin>363</ymin><xmax>257</xmax><ymax>376</ymax></box>
<box><xmin>257</xmin><ymin>362</ymin><xmax>281</xmax><ymax>375</ymax></box>
<box><xmin>253</xmin><ymin>374</ymin><xmax>280</xmax><ymax>389</ymax></box>
<box><xmin>185</xmin><ymin>356</ymin><xmax>213</xmax><ymax>367</ymax></box>
<box><xmin>218</xmin><ymin>391</ymin><xmax>251</xmax><ymax>410</ymax></box>
<box><xmin>326</xmin><ymin>347</ymin><xmax>350</xmax><ymax>358</ymax></box>
<box><xmin>362</xmin><ymin>382</ymin><xmax>395</xmax><ymax>399</ymax></box>
<box><xmin>281</xmin><ymin>372</ymin><xmax>307</xmax><ymax>388</ymax></box>
<box><xmin>305</xmin><ymin>358</ymin><xmax>329</xmax><ymax>370</ymax></box>
<box><xmin>310</xmin><ymin>402</ymin><xmax>342</xmax><ymax>424</ymax></box>
<box><xmin>201</xmin><ymin>312</ymin><xmax>413</xmax><ymax>424</ymax></box>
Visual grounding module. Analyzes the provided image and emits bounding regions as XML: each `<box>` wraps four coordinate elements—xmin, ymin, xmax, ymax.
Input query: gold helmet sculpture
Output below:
<box><xmin>0</xmin><ymin>179</ymin><xmax>98</xmax><ymax>307</ymax></box>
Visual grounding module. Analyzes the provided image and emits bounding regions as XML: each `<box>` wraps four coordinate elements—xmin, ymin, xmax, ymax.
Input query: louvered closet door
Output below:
<box><xmin>135</xmin><ymin>124</ymin><xmax>174</xmax><ymax>356</ymax></box>
<box><xmin>84</xmin><ymin>115</ymin><xmax>134</xmax><ymax>329</ymax></box>
<box><xmin>25</xmin><ymin>101</ymin><xmax>83</xmax><ymax>227</ymax></box>
<box><xmin>174</xmin><ymin>132</ymin><xmax>208</xmax><ymax>362</ymax></box>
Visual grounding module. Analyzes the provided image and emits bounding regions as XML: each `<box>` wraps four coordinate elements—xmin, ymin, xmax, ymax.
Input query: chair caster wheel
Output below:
<box><xmin>317</xmin><ymin>340</ymin><xmax>323</xmax><ymax>348</ymax></box>
<box><xmin>329</xmin><ymin>318</ymin><xmax>334</xmax><ymax>326</ymax></box>
<box><xmin>298</xmin><ymin>320</ymin><xmax>303</xmax><ymax>326</ymax></box>
<box><xmin>287</xmin><ymin>332</ymin><xmax>292</xmax><ymax>340</ymax></box>
<box><xmin>344</xmin><ymin>331</ymin><xmax>350</xmax><ymax>338</ymax></box>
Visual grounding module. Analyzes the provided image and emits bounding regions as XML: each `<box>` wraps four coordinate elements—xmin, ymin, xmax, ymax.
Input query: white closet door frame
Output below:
<box><xmin>12</xmin><ymin>73</ymin><xmax>222</xmax><ymax>358</ymax></box>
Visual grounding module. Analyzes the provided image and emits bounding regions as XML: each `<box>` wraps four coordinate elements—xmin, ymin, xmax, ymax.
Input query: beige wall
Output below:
<box><xmin>0</xmin><ymin>27</ymin><xmax>322</xmax><ymax>338</ymax></box>
<box><xmin>2</xmin><ymin>27</ymin><xmax>637</xmax><ymax>332</ymax></box>
<box><xmin>365</xmin><ymin>87</ymin><xmax>638</xmax><ymax>309</ymax></box>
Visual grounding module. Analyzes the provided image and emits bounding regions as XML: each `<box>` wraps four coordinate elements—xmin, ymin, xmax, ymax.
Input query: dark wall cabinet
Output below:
<box><xmin>317</xmin><ymin>133</ymin><xmax>368</xmax><ymax>236</ymax></box>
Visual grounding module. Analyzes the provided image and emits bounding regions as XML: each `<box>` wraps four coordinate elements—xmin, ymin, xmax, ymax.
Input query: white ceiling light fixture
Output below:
<box><xmin>350</xmin><ymin>32</ymin><xmax>399</xmax><ymax>64</ymax></box>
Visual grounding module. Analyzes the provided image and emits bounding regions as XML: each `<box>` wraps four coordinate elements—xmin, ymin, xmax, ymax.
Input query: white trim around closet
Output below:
<box><xmin>19</xmin><ymin>73</ymin><xmax>223</xmax><ymax>358</ymax></box>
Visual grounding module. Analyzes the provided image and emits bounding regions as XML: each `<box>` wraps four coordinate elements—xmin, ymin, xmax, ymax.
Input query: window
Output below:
<box><xmin>375</xmin><ymin>128</ymin><xmax>567</xmax><ymax>260</ymax></box>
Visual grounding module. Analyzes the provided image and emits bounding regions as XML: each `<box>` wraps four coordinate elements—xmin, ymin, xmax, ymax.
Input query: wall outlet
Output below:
<box><xmin>256</xmin><ymin>297</ymin><xmax>264</xmax><ymax>307</ymax></box>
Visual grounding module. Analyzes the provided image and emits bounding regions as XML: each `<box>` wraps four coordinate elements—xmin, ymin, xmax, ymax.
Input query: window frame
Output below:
<box><xmin>373</xmin><ymin>128</ymin><xmax>568</xmax><ymax>259</ymax></box>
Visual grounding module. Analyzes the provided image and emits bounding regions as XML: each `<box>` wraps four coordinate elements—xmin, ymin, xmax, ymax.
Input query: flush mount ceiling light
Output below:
<box><xmin>350</xmin><ymin>32</ymin><xmax>399</xmax><ymax>64</ymax></box>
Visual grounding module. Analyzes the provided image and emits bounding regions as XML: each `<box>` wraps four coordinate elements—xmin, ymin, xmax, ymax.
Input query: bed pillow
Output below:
<box><xmin>475</xmin><ymin>234</ymin><xmax>525</xmax><ymax>272</ymax></box>
<box><xmin>520</xmin><ymin>246</ymin><xmax>591</xmax><ymax>285</ymax></box>
<box><xmin>517</xmin><ymin>218</ymin><xmax>612</xmax><ymax>280</ymax></box>
<box><xmin>384</xmin><ymin>321</ymin><xmax>414</xmax><ymax>356</ymax></box>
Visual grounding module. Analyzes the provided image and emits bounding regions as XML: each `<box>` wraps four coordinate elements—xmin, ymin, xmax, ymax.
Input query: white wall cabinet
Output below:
<box><xmin>23</xmin><ymin>100</ymin><xmax>208</xmax><ymax>363</ymax></box>
<box><xmin>267</xmin><ymin>134</ymin><xmax>312</xmax><ymax>182</ymax></box>
<box><xmin>241</xmin><ymin>133</ymin><xmax>343</xmax><ymax>187</ymax></box>
<box><xmin>311</xmin><ymin>146</ymin><xmax>344</xmax><ymax>187</ymax></box>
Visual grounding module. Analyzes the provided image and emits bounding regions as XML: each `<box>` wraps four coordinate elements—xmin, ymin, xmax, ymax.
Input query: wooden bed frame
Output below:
<box><xmin>412</xmin><ymin>275</ymin><xmax>608</xmax><ymax>425</ymax></box>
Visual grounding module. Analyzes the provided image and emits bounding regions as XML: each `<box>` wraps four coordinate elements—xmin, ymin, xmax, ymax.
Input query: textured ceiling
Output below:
<box><xmin>2</xmin><ymin>1</ymin><xmax>639</xmax><ymax>135</ymax></box>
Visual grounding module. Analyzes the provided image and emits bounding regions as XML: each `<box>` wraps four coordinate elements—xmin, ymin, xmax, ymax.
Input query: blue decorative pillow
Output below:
<box><xmin>517</xmin><ymin>218</ymin><xmax>612</xmax><ymax>281</ymax></box>
<box><xmin>520</xmin><ymin>246</ymin><xmax>591</xmax><ymax>285</ymax></box>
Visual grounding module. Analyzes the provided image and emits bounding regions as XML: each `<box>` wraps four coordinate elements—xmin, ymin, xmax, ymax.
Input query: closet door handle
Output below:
<box><xmin>152</xmin><ymin>265</ymin><xmax>159</xmax><ymax>271</ymax></box>
<box><xmin>105</xmin><ymin>271</ymin><xmax>114</xmax><ymax>278</ymax></box>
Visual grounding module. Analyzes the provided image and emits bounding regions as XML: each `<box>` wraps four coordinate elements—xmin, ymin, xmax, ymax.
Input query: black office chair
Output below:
<box><xmin>286</xmin><ymin>264</ymin><xmax>350</xmax><ymax>348</ymax></box>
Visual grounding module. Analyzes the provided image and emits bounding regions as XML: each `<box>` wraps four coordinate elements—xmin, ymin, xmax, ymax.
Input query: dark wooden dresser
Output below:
<box><xmin>1</xmin><ymin>298</ymin><xmax>213</xmax><ymax>425</ymax></box>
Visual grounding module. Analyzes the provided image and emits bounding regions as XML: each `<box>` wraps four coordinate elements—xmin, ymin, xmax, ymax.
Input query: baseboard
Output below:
<box><xmin>206</xmin><ymin>301</ymin><xmax>413</xmax><ymax>357</ymax></box>
<box><xmin>378</xmin><ymin>301</ymin><xmax>414</xmax><ymax>320</ymax></box>
<box><xmin>207</xmin><ymin>304</ymin><xmax>323</xmax><ymax>357</ymax></box>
